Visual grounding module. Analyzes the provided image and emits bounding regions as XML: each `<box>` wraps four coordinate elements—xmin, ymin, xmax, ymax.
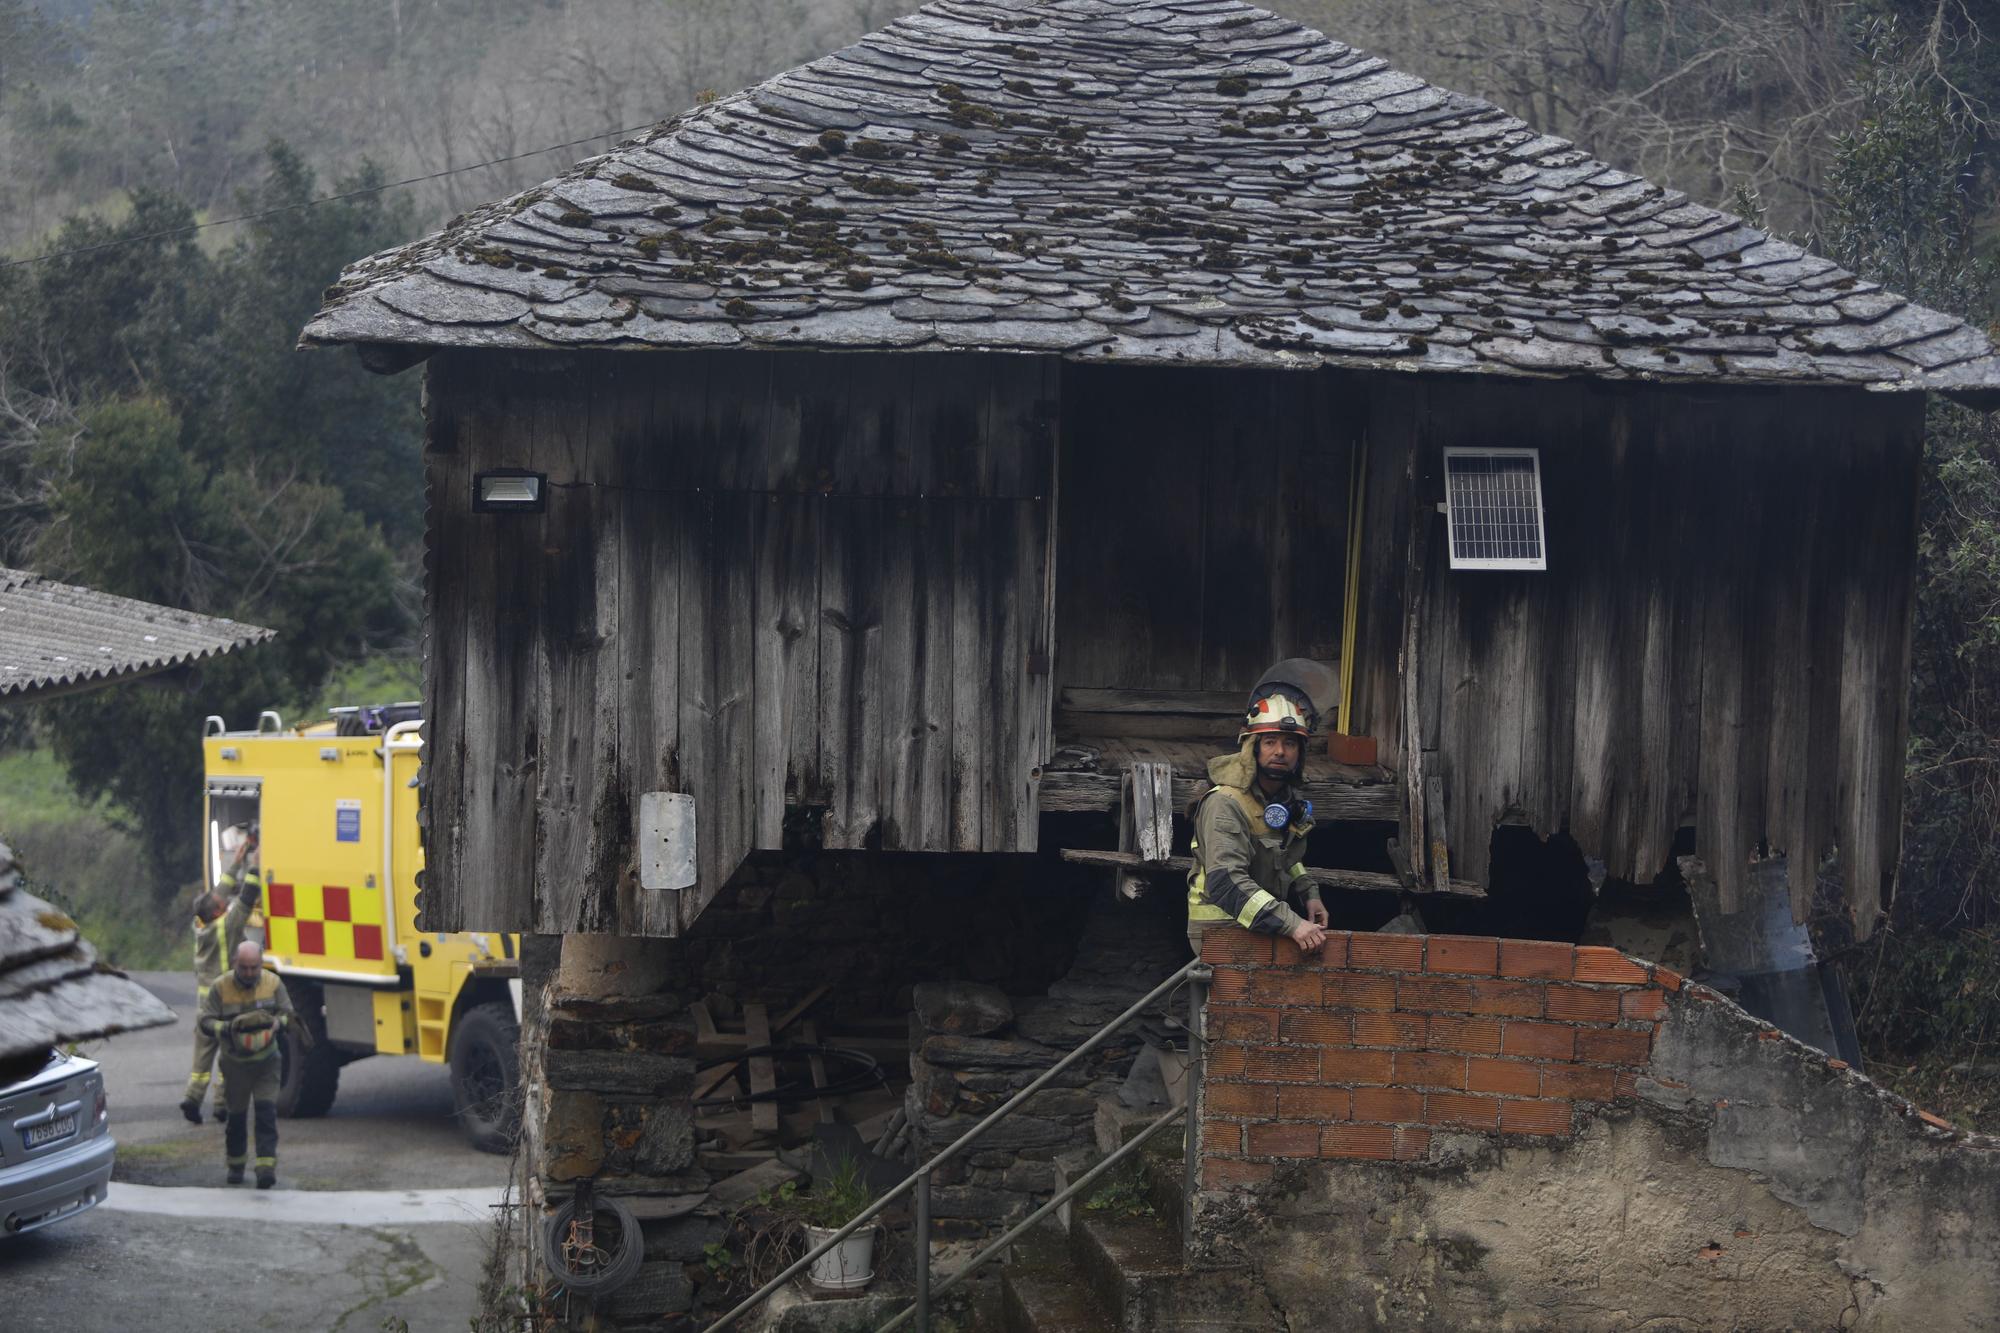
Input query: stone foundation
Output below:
<box><xmin>515</xmin><ymin>847</ymin><xmax>1115</xmax><ymax>1324</ymax></box>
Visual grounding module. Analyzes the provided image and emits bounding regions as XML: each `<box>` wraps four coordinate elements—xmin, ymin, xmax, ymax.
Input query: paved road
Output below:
<box><xmin>0</xmin><ymin>972</ymin><xmax>511</xmax><ymax>1331</ymax></box>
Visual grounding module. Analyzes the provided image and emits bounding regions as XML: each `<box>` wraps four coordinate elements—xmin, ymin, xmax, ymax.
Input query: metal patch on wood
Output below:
<box><xmin>637</xmin><ymin>792</ymin><xmax>698</xmax><ymax>894</ymax></box>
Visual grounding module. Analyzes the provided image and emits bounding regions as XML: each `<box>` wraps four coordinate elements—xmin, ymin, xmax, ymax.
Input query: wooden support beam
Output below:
<box><xmin>1038</xmin><ymin>769</ymin><xmax>1398</xmax><ymax>820</ymax></box>
<box><xmin>745</xmin><ymin>1002</ymin><xmax>778</xmax><ymax>1137</ymax></box>
<box><xmin>800</xmin><ymin>1020</ymin><xmax>835</xmax><ymax>1125</ymax></box>
<box><xmin>1058</xmin><ymin>847</ymin><xmax>1485</xmax><ymax>898</ymax></box>
<box><xmin>1131</xmin><ymin>761</ymin><xmax>1175</xmax><ymax>863</ymax></box>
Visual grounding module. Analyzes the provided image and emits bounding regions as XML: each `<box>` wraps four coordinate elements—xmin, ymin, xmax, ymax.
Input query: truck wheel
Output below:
<box><xmin>450</xmin><ymin>1000</ymin><xmax>521</xmax><ymax>1154</ymax></box>
<box><xmin>277</xmin><ymin>978</ymin><xmax>341</xmax><ymax>1118</ymax></box>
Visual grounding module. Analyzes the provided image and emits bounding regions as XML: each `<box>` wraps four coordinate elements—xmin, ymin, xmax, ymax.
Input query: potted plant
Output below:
<box><xmin>792</xmin><ymin>1156</ymin><xmax>877</xmax><ymax>1293</ymax></box>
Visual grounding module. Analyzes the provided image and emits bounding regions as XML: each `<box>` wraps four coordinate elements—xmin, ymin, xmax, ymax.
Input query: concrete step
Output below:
<box><xmin>1001</xmin><ymin>1234</ymin><xmax>1118</xmax><ymax>1333</ymax></box>
<box><xmin>1125</xmin><ymin>1273</ymin><xmax>1290</xmax><ymax>1332</ymax></box>
<box><xmin>1071</xmin><ymin>1212</ymin><xmax>1183</xmax><ymax>1332</ymax></box>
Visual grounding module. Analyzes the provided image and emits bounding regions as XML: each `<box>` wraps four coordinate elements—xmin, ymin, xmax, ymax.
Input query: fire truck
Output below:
<box><xmin>201</xmin><ymin>704</ymin><xmax>521</xmax><ymax>1151</ymax></box>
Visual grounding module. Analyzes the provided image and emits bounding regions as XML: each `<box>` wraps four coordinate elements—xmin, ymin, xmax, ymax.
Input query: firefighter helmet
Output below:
<box><xmin>1241</xmin><ymin>681</ymin><xmax>1317</xmax><ymax>742</ymax></box>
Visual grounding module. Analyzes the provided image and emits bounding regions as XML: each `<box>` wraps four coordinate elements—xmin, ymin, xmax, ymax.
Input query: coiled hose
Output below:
<box><xmin>539</xmin><ymin>1191</ymin><xmax>644</xmax><ymax>1297</ymax></box>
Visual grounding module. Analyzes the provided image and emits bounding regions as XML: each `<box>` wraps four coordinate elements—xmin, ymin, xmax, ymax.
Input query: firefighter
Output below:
<box><xmin>197</xmin><ymin>939</ymin><xmax>302</xmax><ymax>1187</ymax></box>
<box><xmin>1186</xmin><ymin>677</ymin><xmax>1331</xmax><ymax>956</ymax></box>
<box><xmin>179</xmin><ymin>826</ymin><xmax>265</xmax><ymax>1123</ymax></box>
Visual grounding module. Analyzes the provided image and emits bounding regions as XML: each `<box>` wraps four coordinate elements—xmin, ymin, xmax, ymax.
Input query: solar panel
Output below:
<box><xmin>1443</xmin><ymin>449</ymin><xmax>1546</xmax><ymax>570</ymax></box>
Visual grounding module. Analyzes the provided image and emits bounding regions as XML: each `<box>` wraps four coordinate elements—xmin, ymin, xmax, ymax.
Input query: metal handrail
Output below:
<box><xmin>877</xmin><ymin>1101</ymin><xmax>1186</xmax><ymax>1332</ymax></box>
<box><xmin>702</xmin><ymin>959</ymin><xmax>1202</xmax><ymax>1333</ymax></box>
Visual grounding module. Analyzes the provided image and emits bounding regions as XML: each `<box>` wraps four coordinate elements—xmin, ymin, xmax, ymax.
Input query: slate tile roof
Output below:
<box><xmin>0</xmin><ymin>568</ymin><xmax>275</xmax><ymax>702</ymax></box>
<box><xmin>301</xmin><ymin>0</ymin><xmax>2000</xmax><ymax>402</ymax></box>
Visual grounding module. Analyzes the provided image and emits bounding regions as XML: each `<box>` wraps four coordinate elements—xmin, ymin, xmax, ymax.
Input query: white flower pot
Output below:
<box><xmin>804</xmin><ymin>1223</ymin><xmax>876</xmax><ymax>1292</ymax></box>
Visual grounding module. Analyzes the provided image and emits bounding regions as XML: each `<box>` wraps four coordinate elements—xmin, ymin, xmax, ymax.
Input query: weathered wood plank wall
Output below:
<box><xmin>1348</xmin><ymin>375</ymin><xmax>1923</xmax><ymax>929</ymax></box>
<box><xmin>419</xmin><ymin>350</ymin><xmax>1058</xmax><ymax>936</ymax></box>
<box><xmin>1055</xmin><ymin>364</ymin><xmax>1355</xmax><ymax>696</ymax></box>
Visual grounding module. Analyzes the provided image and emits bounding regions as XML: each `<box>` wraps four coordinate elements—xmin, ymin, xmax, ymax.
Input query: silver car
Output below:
<box><xmin>0</xmin><ymin>1048</ymin><xmax>112</xmax><ymax>1236</ymax></box>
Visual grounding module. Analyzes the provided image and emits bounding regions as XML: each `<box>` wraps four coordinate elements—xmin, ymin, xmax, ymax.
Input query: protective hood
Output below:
<box><xmin>1206</xmin><ymin>738</ymin><xmax>1260</xmax><ymax>792</ymax></box>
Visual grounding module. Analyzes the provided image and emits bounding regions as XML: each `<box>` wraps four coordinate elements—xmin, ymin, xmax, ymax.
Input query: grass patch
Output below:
<box><xmin>1</xmin><ymin>747</ymin><xmax>180</xmax><ymax>970</ymax></box>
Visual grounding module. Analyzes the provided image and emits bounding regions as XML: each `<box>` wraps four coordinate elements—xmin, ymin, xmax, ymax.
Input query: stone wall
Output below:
<box><xmin>909</xmin><ymin>889</ymin><xmax>1187</xmax><ymax>1236</ymax></box>
<box><xmin>1192</xmin><ymin>929</ymin><xmax>2000</xmax><ymax>1330</ymax></box>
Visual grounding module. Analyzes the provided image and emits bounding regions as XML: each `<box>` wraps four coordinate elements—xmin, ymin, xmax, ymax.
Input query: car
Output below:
<box><xmin>0</xmin><ymin>1047</ymin><xmax>113</xmax><ymax>1237</ymax></box>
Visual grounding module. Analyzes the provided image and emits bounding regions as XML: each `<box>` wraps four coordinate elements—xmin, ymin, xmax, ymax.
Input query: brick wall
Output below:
<box><xmin>1197</xmin><ymin>929</ymin><xmax>1684</xmax><ymax>1188</ymax></box>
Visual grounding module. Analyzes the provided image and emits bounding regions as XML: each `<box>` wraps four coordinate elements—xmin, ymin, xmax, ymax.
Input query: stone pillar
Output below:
<box><xmin>525</xmin><ymin>931</ymin><xmax>707</xmax><ymax>1326</ymax></box>
<box><xmin>554</xmin><ymin>931</ymin><xmax>675</xmax><ymax>999</ymax></box>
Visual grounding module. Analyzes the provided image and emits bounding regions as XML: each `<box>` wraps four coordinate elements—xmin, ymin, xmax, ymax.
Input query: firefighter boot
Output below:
<box><xmin>179</xmin><ymin>1099</ymin><xmax>202</xmax><ymax>1124</ymax></box>
<box><xmin>226</xmin><ymin>1163</ymin><xmax>245</xmax><ymax>1185</ymax></box>
<box><xmin>256</xmin><ymin>1167</ymin><xmax>276</xmax><ymax>1190</ymax></box>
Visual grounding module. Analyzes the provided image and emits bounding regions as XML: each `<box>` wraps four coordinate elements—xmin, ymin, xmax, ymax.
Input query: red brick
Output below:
<box><xmin>1203</xmin><ymin>1158</ymin><xmax>1273</xmax><ymax>1190</ymax></box>
<box><xmin>1573</xmin><ymin>946</ymin><xmax>1651</xmax><ymax>985</ymax></box>
<box><xmin>1203</xmin><ymin>1120</ymin><xmax>1245</xmax><ymax>1155</ymax></box>
<box><xmin>1321</xmin><ymin>1049</ymin><xmax>1395</xmax><ymax>1085</ymax></box>
<box><xmin>1654</xmin><ymin>966</ymin><xmax>1685</xmax><ymax>992</ymax></box>
<box><xmin>1209</xmin><ymin>1007</ymin><xmax>1280</xmax><ymax>1043</ymax></box>
<box><xmin>1427</xmin><ymin>935</ymin><xmax>1499</xmax><ymax>975</ymax></box>
<box><xmin>1499</xmin><ymin>939</ymin><xmax>1575</xmax><ymax>980</ymax></box>
<box><xmin>1621</xmin><ymin>989</ymin><xmax>1671</xmax><ymax>1022</ymax></box>
<box><xmin>1577</xmin><ymin>1028</ymin><xmax>1653</xmax><ymax>1066</ymax></box>
<box><xmin>1425</xmin><ymin>1093</ymin><xmax>1501</xmax><ymax>1130</ymax></box>
<box><xmin>1245</xmin><ymin>1046</ymin><xmax>1321</xmax><ymax>1082</ymax></box>
<box><xmin>1467</xmin><ymin>1058</ymin><xmax>1541</xmax><ymax>1096</ymax></box>
<box><xmin>1612</xmin><ymin>1072</ymin><xmax>1639</xmax><ymax>1099</ymax></box>
<box><xmin>1352</xmin><ymin>1012</ymin><xmax>1426</xmax><ymax>1048</ymax></box>
<box><xmin>1248</xmin><ymin>1122</ymin><xmax>1322</xmax><ymax>1157</ymax></box>
<box><xmin>1207</xmin><ymin>1084</ymin><xmax>1279</xmax><ymax>1118</ymax></box>
<box><xmin>1393</xmin><ymin>1051</ymin><xmax>1467</xmax><ymax>1090</ymax></box>
<box><xmin>1210</xmin><ymin>969</ymin><xmax>1251</xmax><ymax>1003</ymax></box>
<box><xmin>1499</xmin><ymin>1098</ymin><xmax>1574</xmax><ymax>1136</ymax></box>
<box><xmin>1202</xmin><ymin>932</ymin><xmax>1273</xmax><ymax>965</ymax></box>
<box><xmin>1208</xmin><ymin>1045</ymin><xmax>1248</xmax><ymax>1079</ymax></box>
<box><xmin>1393</xmin><ymin>1127</ymin><xmax>1432</xmax><ymax>1161</ymax></box>
<box><xmin>1324</xmin><ymin>973</ymin><xmax>1397</xmax><ymax>1010</ymax></box>
<box><xmin>1466</xmin><ymin>979</ymin><xmax>1546</xmax><ymax>1017</ymax></box>
<box><xmin>1321</xmin><ymin>1124</ymin><xmax>1396</xmax><ymax>1159</ymax></box>
<box><xmin>1352</xmin><ymin>1087</ymin><xmax>1425</xmax><ymax>1123</ymax></box>
<box><xmin>1427</xmin><ymin>1015</ymin><xmax>1503</xmax><ymax>1055</ymax></box>
<box><xmin>1546</xmin><ymin>986</ymin><xmax>1622</xmax><ymax>1024</ymax></box>
<box><xmin>1248</xmin><ymin>969</ymin><xmax>1324</xmax><ymax>1007</ymax></box>
<box><xmin>1501</xmin><ymin>1022</ymin><xmax>1577</xmax><ymax>1060</ymax></box>
<box><xmin>1348</xmin><ymin>934</ymin><xmax>1425</xmax><ymax>972</ymax></box>
<box><xmin>1397</xmin><ymin>976</ymin><xmax>1475</xmax><ymax>1012</ymax></box>
<box><xmin>1540</xmin><ymin>1065</ymin><xmax>1617</xmax><ymax>1100</ymax></box>
<box><xmin>1277</xmin><ymin>1086</ymin><xmax>1351</xmax><ymax>1121</ymax></box>
<box><xmin>1278</xmin><ymin>1011</ymin><xmax>1352</xmax><ymax>1045</ymax></box>
<box><xmin>1278</xmin><ymin>933</ymin><xmax>1347</xmax><ymax>969</ymax></box>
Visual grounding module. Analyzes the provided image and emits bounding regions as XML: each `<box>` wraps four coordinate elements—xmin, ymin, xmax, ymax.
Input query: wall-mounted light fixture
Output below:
<box><xmin>473</xmin><ymin>469</ymin><xmax>547</xmax><ymax>513</ymax></box>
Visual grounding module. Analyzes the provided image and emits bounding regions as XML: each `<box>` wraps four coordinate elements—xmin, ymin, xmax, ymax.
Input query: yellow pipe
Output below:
<box><xmin>1337</xmin><ymin>437</ymin><xmax>1366</xmax><ymax>735</ymax></box>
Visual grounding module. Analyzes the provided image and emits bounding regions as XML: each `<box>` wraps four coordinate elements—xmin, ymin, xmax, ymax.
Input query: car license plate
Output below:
<box><xmin>25</xmin><ymin>1115</ymin><xmax>76</xmax><ymax>1148</ymax></box>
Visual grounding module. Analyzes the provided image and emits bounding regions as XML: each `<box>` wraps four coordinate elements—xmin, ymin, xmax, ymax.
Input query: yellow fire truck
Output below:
<box><xmin>202</xmin><ymin>704</ymin><xmax>521</xmax><ymax>1151</ymax></box>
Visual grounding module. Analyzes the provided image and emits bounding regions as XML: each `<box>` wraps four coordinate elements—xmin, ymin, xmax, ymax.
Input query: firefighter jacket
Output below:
<box><xmin>222</xmin><ymin>870</ymin><xmax>266</xmax><ymax>955</ymax></box>
<box><xmin>191</xmin><ymin>915</ymin><xmax>226</xmax><ymax>990</ymax></box>
<box><xmin>197</xmin><ymin>966</ymin><xmax>295</xmax><ymax>1062</ymax></box>
<box><xmin>1186</xmin><ymin>739</ymin><xmax>1320</xmax><ymax>936</ymax></box>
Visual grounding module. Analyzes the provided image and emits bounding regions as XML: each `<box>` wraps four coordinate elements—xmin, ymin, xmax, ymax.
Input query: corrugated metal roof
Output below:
<box><xmin>303</xmin><ymin>0</ymin><xmax>2000</xmax><ymax>403</ymax></box>
<box><xmin>0</xmin><ymin>567</ymin><xmax>275</xmax><ymax>702</ymax></box>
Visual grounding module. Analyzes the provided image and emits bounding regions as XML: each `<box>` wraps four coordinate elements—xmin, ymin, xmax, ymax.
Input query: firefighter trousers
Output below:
<box><xmin>219</xmin><ymin>1055</ymin><xmax>279</xmax><ymax>1173</ymax></box>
